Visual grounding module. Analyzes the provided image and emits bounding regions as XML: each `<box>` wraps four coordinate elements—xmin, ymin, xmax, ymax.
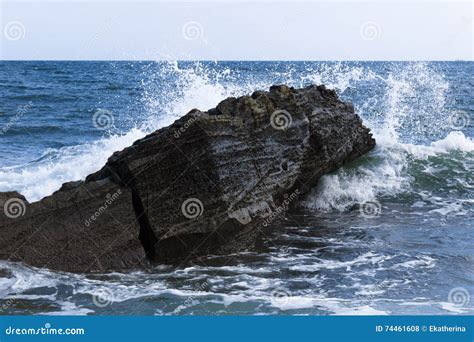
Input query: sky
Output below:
<box><xmin>0</xmin><ymin>0</ymin><xmax>473</xmax><ymax>60</ymax></box>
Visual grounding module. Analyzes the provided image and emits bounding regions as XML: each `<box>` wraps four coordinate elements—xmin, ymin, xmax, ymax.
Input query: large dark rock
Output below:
<box><xmin>0</xmin><ymin>85</ymin><xmax>375</xmax><ymax>273</ymax></box>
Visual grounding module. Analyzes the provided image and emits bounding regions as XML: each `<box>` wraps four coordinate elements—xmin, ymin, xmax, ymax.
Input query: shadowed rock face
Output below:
<box><xmin>0</xmin><ymin>85</ymin><xmax>375</xmax><ymax>273</ymax></box>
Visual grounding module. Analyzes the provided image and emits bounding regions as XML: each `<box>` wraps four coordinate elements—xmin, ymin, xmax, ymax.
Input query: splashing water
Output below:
<box><xmin>1</xmin><ymin>61</ymin><xmax>472</xmax><ymax>208</ymax></box>
<box><xmin>0</xmin><ymin>61</ymin><xmax>385</xmax><ymax>202</ymax></box>
<box><xmin>306</xmin><ymin>62</ymin><xmax>473</xmax><ymax>212</ymax></box>
<box><xmin>0</xmin><ymin>61</ymin><xmax>472</xmax><ymax>315</ymax></box>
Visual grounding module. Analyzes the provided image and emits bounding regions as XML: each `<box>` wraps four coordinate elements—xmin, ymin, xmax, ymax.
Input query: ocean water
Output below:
<box><xmin>0</xmin><ymin>61</ymin><xmax>472</xmax><ymax>315</ymax></box>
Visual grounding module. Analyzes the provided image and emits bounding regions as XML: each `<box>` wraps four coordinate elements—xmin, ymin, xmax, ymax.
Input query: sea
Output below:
<box><xmin>0</xmin><ymin>61</ymin><xmax>472</xmax><ymax>315</ymax></box>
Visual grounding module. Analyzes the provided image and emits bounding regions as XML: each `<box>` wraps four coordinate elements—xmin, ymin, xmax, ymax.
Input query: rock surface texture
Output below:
<box><xmin>0</xmin><ymin>85</ymin><xmax>375</xmax><ymax>273</ymax></box>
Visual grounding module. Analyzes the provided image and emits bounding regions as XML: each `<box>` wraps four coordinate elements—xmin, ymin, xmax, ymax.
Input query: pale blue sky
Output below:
<box><xmin>1</xmin><ymin>0</ymin><xmax>472</xmax><ymax>60</ymax></box>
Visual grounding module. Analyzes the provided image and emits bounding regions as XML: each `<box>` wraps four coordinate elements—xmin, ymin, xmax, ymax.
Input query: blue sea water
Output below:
<box><xmin>0</xmin><ymin>61</ymin><xmax>472</xmax><ymax>315</ymax></box>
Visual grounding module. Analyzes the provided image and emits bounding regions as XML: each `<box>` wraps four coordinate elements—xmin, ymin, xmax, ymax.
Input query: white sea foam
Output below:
<box><xmin>0</xmin><ymin>129</ymin><xmax>145</xmax><ymax>202</ymax></box>
<box><xmin>0</xmin><ymin>61</ymin><xmax>421</xmax><ymax>205</ymax></box>
<box><xmin>305</xmin><ymin>131</ymin><xmax>473</xmax><ymax>211</ymax></box>
<box><xmin>40</xmin><ymin>302</ymin><xmax>94</xmax><ymax>316</ymax></box>
<box><xmin>289</xmin><ymin>252</ymin><xmax>392</xmax><ymax>272</ymax></box>
<box><xmin>305</xmin><ymin>62</ymin><xmax>473</xmax><ymax>211</ymax></box>
<box><xmin>1</xmin><ymin>61</ymin><xmax>471</xmax><ymax>207</ymax></box>
<box><xmin>0</xmin><ymin>62</ymin><xmax>471</xmax><ymax>316</ymax></box>
<box><xmin>1</xmin><ymin>61</ymin><xmax>396</xmax><ymax>203</ymax></box>
<box><xmin>1</xmin><ymin>252</ymin><xmax>468</xmax><ymax>316</ymax></box>
<box><xmin>439</xmin><ymin>302</ymin><xmax>473</xmax><ymax>314</ymax></box>
<box><xmin>0</xmin><ymin>62</ymin><xmax>270</xmax><ymax>202</ymax></box>
<box><xmin>402</xmin><ymin>131</ymin><xmax>474</xmax><ymax>158</ymax></box>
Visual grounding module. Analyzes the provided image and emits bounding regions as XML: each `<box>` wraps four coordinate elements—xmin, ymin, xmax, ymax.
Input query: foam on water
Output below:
<box><xmin>305</xmin><ymin>62</ymin><xmax>473</xmax><ymax>211</ymax></box>
<box><xmin>403</xmin><ymin>131</ymin><xmax>474</xmax><ymax>157</ymax></box>
<box><xmin>0</xmin><ymin>62</ymin><xmax>376</xmax><ymax>201</ymax></box>
<box><xmin>1</xmin><ymin>242</ymin><xmax>466</xmax><ymax>315</ymax></box>
<box><xmin>0</xmin><ymin>61</ymin><xmax>472</xmax><ymax>315</ymax></box>
<box><xmin>0</xmin><ymin>129</ymin><xmax>145</xmax><ymax>202</ymax></box>
<box><xmin>0</xmin><ymin>61</ymin><xmax>275</xmax><ymax>202</ymax></box>
<box><xmin>2</xmin><ymin>61</ymin><xmax>470</xmax><ymax>206</ymax></box>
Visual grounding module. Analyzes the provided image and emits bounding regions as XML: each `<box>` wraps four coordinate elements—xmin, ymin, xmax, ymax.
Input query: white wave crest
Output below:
<box><xmin>0</xmin><ymin>61</ymin><xmax>471</xmax><ymax>208</ymax></box>
<box><xmin>0</xmin><ymin>129</ymin><xmax>145</xmax><ymax>202</ymax></box>
<box><xmin>306</xmin><ymin>62</ymin><xmax>472</xmax><ymax>211</ymax></box>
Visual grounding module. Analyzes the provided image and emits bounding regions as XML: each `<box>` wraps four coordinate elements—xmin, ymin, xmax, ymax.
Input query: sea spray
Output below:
<box><xmin>305</xmin><ymin>62</ymin><xmax>473</xmax><ymax>212</ymax></box>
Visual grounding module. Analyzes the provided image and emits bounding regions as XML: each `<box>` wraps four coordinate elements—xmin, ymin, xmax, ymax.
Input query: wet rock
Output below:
<box><xmin>0</xmin><ymin>85</ymin><xmax>375</xmax><ymax>273</ymax></box>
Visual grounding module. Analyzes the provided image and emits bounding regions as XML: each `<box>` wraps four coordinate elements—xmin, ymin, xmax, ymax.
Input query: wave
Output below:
<box><xmin>304</xmin><ymin>62</ymin><xmax>473</xmax><ymax>212</ymax></box>
<box><xmin>1</xmin><ymin>61</ymin><xmax>471</xmax><ymax>316</ymax></box>
<box><xmin>306</xmin><ymin>131</ymin><xmax>473</xmax><ymax>211</ymax></box>
<box><xmin>0</xmin><ymin>61</ymin><xmax>472</xmax><ymax>206</ymax></box>
<box><xmin>0</xmin><ymin>129</ymin><xmax>145</xmax><ymax>201</ymax></box>
<box><xmin>1</xmin><ymin>244</ymin><xmax>471</xmax><ymax>315</ymax></box>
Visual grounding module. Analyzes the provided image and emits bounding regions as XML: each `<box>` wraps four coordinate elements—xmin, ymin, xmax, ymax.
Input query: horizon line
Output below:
<box><xmin>1</xmin><ymin>59</ymin><xmax>473</xmax><ymax>62</ymax></box>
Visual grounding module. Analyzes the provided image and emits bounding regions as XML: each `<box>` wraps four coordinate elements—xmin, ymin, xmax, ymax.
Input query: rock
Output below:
<box><xmin>0</xmin><ymin>178</ymin><xmax>146</xmax><ymax>273</ymax></box>
<box><xmin>0</xmin><ymin>85</ymin><xmax>375</xmax><ymax>273</ymax></box>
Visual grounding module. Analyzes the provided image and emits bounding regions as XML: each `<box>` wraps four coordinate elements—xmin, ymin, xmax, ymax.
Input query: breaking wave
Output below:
<box><xmin>0</xmin><ymin>60</ymin><xmax>472</xmax><ymax>315</ymax></box>
<box><xmin>1</xmin><ymin>61</ymin><xmax>471</xmax><ymax>211</ymax></box>
<box><xmin>304</xmin><ymin>62</ymin><xmax>473</xmax><ymax>213</ymax></box>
